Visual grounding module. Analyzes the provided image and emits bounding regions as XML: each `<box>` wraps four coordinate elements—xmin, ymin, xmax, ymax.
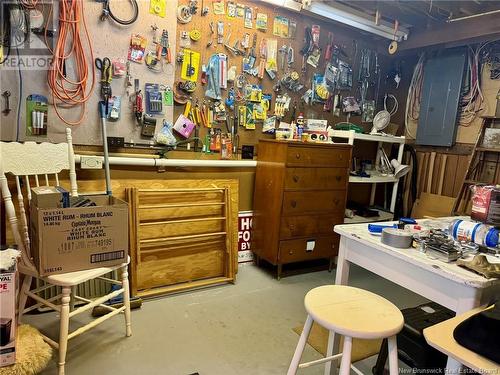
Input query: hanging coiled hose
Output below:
<box><xmin>47</xmin><ymin>0</ymin><xmax>95</xmax><ymax>125</ymax></box>
<box><xmin>0</xmin><ymin>4</ymin><xmax>11</xmax><ymax>65</ymax></box>
<box><xmin>101</xmin><ymin>0</ymin><xmax>139</xmax><ymax>26</ymax></box>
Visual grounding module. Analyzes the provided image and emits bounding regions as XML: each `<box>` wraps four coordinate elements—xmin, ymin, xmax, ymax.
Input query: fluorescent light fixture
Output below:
<box><xmin>303</xmin><ymin>1</ymin><xmax>409</xmax><ymax>41</ymax></box>
<box><xmin>261</xmin><ymin>0</ymin><xmax>286</xmax><ymax>6</ymax></box>
<box><xmin>284</xmin><ymin>0</ymin><xmax>303</xmax><ymax>11</ymax></box>
<box><xmin>261</xmin><ymin>0</ymin><xmax>303</xmax><ymax>11</ymax></box>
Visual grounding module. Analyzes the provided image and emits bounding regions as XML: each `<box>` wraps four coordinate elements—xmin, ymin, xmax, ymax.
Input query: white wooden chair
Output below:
<box><xmin>0</xmin><ymin>129</ymin><xmax>131</xmax><ymax>375</ymax></box>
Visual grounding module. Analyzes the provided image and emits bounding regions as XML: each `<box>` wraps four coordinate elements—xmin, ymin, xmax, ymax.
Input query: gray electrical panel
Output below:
<box><xmin>416</xmin><ymin>50</ymin><xmax>467</xmax><ymax>147</ymax></box>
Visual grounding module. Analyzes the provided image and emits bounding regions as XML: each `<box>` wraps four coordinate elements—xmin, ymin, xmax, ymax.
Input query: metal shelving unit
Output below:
<box><xmin>334</xmin><ymin>133</ymin><xmax>406</xmax><ymax>223</ymax></box>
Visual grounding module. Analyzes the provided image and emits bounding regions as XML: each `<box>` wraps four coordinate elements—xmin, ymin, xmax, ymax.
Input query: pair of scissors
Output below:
<box><xmin>95</xmin><ymin>57</ymin><xmax>113</xmax><ymax>113</ymax></box>
<box><xmin>95</xmin><ymin>57</ymin><xmax>112</xmax><ymax>84</ymax></box>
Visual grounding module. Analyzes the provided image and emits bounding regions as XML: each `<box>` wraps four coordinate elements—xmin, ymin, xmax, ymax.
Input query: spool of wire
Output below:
<box><xmin>177</xmin><ymin>5</ymin><xmax>192</xmax><ymax>23</ymax></box>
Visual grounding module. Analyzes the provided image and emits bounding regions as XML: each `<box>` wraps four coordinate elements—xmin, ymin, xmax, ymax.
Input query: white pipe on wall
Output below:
<box><xmin>75</xmin><ymin>155</ymin><xmax>257</xmax><ymax>168</ymax></box>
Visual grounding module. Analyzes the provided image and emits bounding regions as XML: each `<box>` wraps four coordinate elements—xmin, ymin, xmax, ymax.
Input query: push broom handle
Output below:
<box><xmin>99</xmin><ymin>101</ymin><xmax>112</xmax><ymax>196</ymax></box>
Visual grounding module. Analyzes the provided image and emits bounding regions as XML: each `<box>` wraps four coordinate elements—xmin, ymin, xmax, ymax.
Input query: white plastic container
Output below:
<box><xmin>448</xmin><ymin>219</ymin><xmax>499</xmax><ymax>247</ymax></box>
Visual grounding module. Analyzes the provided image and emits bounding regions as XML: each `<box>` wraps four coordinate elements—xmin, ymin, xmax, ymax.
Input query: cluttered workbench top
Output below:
<box><xmin>335</xmin><ymin>217</ymin><xmax>500</xmax><ymax>289</ymax></box>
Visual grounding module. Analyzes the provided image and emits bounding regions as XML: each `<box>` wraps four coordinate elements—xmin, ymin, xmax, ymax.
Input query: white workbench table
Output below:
<box><xmin>326</xmin><ymin>218</ymin><xmax>500</xmax><ymax>374</ymax></box>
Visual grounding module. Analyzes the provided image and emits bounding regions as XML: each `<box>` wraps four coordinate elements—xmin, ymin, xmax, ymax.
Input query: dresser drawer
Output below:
<box><xmin>282</xmin><ymin>191</ymin><xmax>346</xmax><ymax>215</ymax></box>
<box><xmin>280</xmin><ymin>213</ymin><xmax>343</xmax><ymax>239</ymax></box>
<box><xmin>284</xmin><ymin>168</ymin><xmax>347</xmax><ymax>190</ymax></box>
<box><xmin>279</xmin><ymin>236</ymin><xmax>338</xmax><ymax>263</ymax></box>
<box><xmin>286</xmin><ymin>146</ymin><xmax>350</xmax><ymax>168</ymax></box>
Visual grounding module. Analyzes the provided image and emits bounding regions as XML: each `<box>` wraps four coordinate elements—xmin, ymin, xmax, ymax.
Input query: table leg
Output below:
<box><xmin>325</xmin><ymin>237</ymin><xmax>351</xmax><ymax>375</ymax></box>
<box><xmin>334</xmin><ymin>237</ymin><xmax>350</xmax><ymax>286</ymax></box>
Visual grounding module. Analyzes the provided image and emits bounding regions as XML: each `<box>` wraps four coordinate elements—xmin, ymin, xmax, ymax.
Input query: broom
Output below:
<box><xmin>91</xmin><ymin>285</ymin><xmax>143</xmax><ymax>317</ymax></box>
<box><xmin>92</xmin><ymin>101</ymin><xmax>143</xmax><ymax>317</ymax></box>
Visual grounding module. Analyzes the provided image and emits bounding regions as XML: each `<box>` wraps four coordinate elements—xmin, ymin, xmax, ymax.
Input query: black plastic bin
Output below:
<box><xmin>373</xmin><ymin>302</ymin><xmax>455</xmax><ymax>374</ymax></box>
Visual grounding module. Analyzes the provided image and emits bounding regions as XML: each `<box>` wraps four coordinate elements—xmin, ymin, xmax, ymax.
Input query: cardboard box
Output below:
<box><xmin>0</xmin><ymin>259</ymin><xmax>16</xmax><ymax>367</ymax></box>
<box><xmin>31</xmin><ymin>186</ymin><xmax>70</xmax><ymax>208</ymax></box>
<box><xmin>30</xmin><ymin>195</ymin><xmax>129</xmax><ymax>276</ymax></box>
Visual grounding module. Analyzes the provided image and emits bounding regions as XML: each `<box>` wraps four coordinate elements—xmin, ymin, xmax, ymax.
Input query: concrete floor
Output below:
<box><xmin>28</xmin><ymin>263</ymin><xmax>428</xmax><ymax>375</ymax></box>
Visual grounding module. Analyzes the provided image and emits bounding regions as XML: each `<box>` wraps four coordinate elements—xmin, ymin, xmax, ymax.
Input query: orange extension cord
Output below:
<box><xmin>47</xmin><ymin>0</ymin><xmax>95</xmax><ymax>125</ymax></box>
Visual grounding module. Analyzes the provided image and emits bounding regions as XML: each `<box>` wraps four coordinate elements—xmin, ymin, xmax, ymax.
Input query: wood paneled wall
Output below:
<box><xmin>415</xmin><ymin>151</ymin><xmax>471</xmax><ymax>199</ymax></box>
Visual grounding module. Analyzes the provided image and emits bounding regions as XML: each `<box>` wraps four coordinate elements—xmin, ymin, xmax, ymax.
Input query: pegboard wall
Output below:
<box><xmin>0</xmin><ymin>0</ymin><xmax>177</xmax><ymax>145</ymax></box>
<box><xmin>174</xmin><ymin>0</ymin><xmax>398</xmax><ymax>149</ymax></box>
<box><xmin>0</xmin><ymin>0</ymin><xmax>401</xmax><ymax>149</ymax></box>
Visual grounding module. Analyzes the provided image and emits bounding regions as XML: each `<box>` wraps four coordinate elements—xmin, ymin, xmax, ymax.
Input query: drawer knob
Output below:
<box><xmin>288</xmin><ymin>250</ymin><xmax>294</xmax><ymax>255</ymax></box>
<box><xmin>333</xmin><ymin>199</ymin><xmax>339</xmax><ymax>205</ymax></box>
<box><xmin>335</xmin><ymin>176</ymin><xmax>342</xmax><ymax>182</ymax></box>
<box><xmin>293</xmin><ymin>175</ymin><xmax>299</xmax><ymax>183</ymax></box>
<box><xmin>295</xmin><ymin>153</ymin><xmax>301</xmax><ymax>159</ymax></box>
<box><xmin>289</xmin><ymin>224</ymin><xmax>296</xmax><ymax>230</ymax></box>
<box><xmin>291</xmin><ymin>200</ymin><xmax>297</xmax><ymax>208</ymax></box>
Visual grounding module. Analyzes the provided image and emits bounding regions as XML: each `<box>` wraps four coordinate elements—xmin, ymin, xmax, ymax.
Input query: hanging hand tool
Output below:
<box><xmin>233</xmin><ymin>40</ymin><xmax>244</xmax><ymax>54</ymax></box>
<box><xmin>278</xmin><ymin>45</ymin><xmax>288</xmax><ymax>71</ymax></box>
<box><xmin>290</xmin><ymin>101</ymin><xmax>297</xmax><ymax>122</ymax></box>
<box><xmin>2</xmin><ymin>91</ymin><xmax>11</xmax><ymax>116</ymax></box>
<box><xmin>194</xmin><ymin>125</ymin><xmax>200</xmax><ymax>152</ymax></box>
<box><xmin>151</xmin><ymin>24</ymin><xmax>159</xmax><ymax>44</ymax></box>
<box><xmin>225</xmin><ymin>43</ymin><xmax>244</xmax><ymax>56</ymax></box>
<box><xmin>95</xmin><ymin>57</ymin><xmax>113</xmax><ymax>115</ymax></box>
<box><xmin>323</xmin><ymin>94</ymin><xmax>333</xmax><ymax>112</ymax></box>
<box><xmin>259</xmin><ymin>38</ymin><xmax>267</xmax><ymax>59</ymax></box>
<box><xmin>325</xmin><ymin>32</ymin><xmax>334</xmax><ymax>63</ymax></box>
<box><xmin>125</xmin><ymin>61</ymin><xmax>133</xmax><ymax>96</ymax></box>
<box><xmin>207</xmin><ymin>21</ymin><xmax>215</xmax><ymax>48</ymax></box>
<box><xmin>133</xmin><ymin>78</ymin><xmax>143</xmax><ymax>123</ymax></box>
<box><xmin>217</xmin><ymin>21</ymin><xmax>224</xmax><ymax>44</ymax></box>
<box><xmin>160</xmin><ymin>29</ymin><xmax>172</xmax><ymax>63</ymax></box>
<box><xmin>205</xmin><ymin>55</ymin><xmax>221</xmax><ymax>99</ymax></box>
<box><xmin>287</xmin><ymin>46</ymin><xmax>294</xmax><ymax>68</ymax></box>
<box><xmin>358</xmin><ymin>49</ymin><xmax>371</xmax><ymax>81</ymax></box>
<box><xmin>183</xmin><ymin>98</ymin><xmax>192</xmax><ymax>117</ymax></box>
<box><xmin>189</xmin><ymin>108</ymin><xmax>196</xmax><ymax>123</ymax></box>
<box><xmin>241</xmin><ymin>33</ymin><xmax>250</xmax><ymax>51</ymax></box>
<box><xmin>208</xmin><ymin>102</ymin><xmax>214</xmax><ymax>127</ymax></box>
<box><xmin>201</xmin><ymin>0</ymin><xmax>209</xmax><ymax>15</ymax></box>
<box><xmin>250</xmin><ymin>33</ymin><xmax>257</xmax><ymax>58</ymax></box>
<box><xmin>200</xmin><ymin>100</ymin><xmax>208</xmax><ymax>127</ymax></box>
<box><xmin>186</xmin><ymin>51</ymin><xmax>195</xmax><ymax>77</ymax></box>
<box><xmin>301</xmin><ymin>55</ymin><xmax>307</xmax><ymax>73</ymax></box>
<box><xmin>300</xmin><ymin>27</ymin><xmax>313</xmax><ymax>56</ymax></box>
<box><xmin>300</xmin><ymin>27</ymin><xmax>314</xmax><ymax>73</ymax></box>
<box><xmin>195</xmin><ymin>99</ymin><xmax>203</xmax><ymax>125</ymax></box>
<box><xmin>225</xmin><ymin>22</ymin><xmax>233</xmax><ymax>44</ymax></box>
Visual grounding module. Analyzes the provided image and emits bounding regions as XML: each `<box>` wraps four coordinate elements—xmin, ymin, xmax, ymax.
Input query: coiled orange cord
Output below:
<box><xmin>47</xmin><ymin>0</ymin><xmax>95</xmax><ymax>125</ymax></box>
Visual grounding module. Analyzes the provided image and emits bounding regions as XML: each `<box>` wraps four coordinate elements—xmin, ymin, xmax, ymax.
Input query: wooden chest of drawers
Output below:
<box><xmin>252</xmin><ymin>140</ymin><xmax>351</xmax><ymax>279</ymax></box>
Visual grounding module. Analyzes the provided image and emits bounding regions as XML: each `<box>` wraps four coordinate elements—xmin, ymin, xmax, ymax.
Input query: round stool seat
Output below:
<box><xmin>304</xmin><ymin>285</ymin><xmax>404</xmax><ymax>340</ymax></box>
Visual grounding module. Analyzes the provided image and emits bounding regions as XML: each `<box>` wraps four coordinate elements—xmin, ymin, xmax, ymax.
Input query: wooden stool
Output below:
<box><xmin>288</xmin><ymin>285</ymin><xmax>404</xmax><ymax>375</ymax></box>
